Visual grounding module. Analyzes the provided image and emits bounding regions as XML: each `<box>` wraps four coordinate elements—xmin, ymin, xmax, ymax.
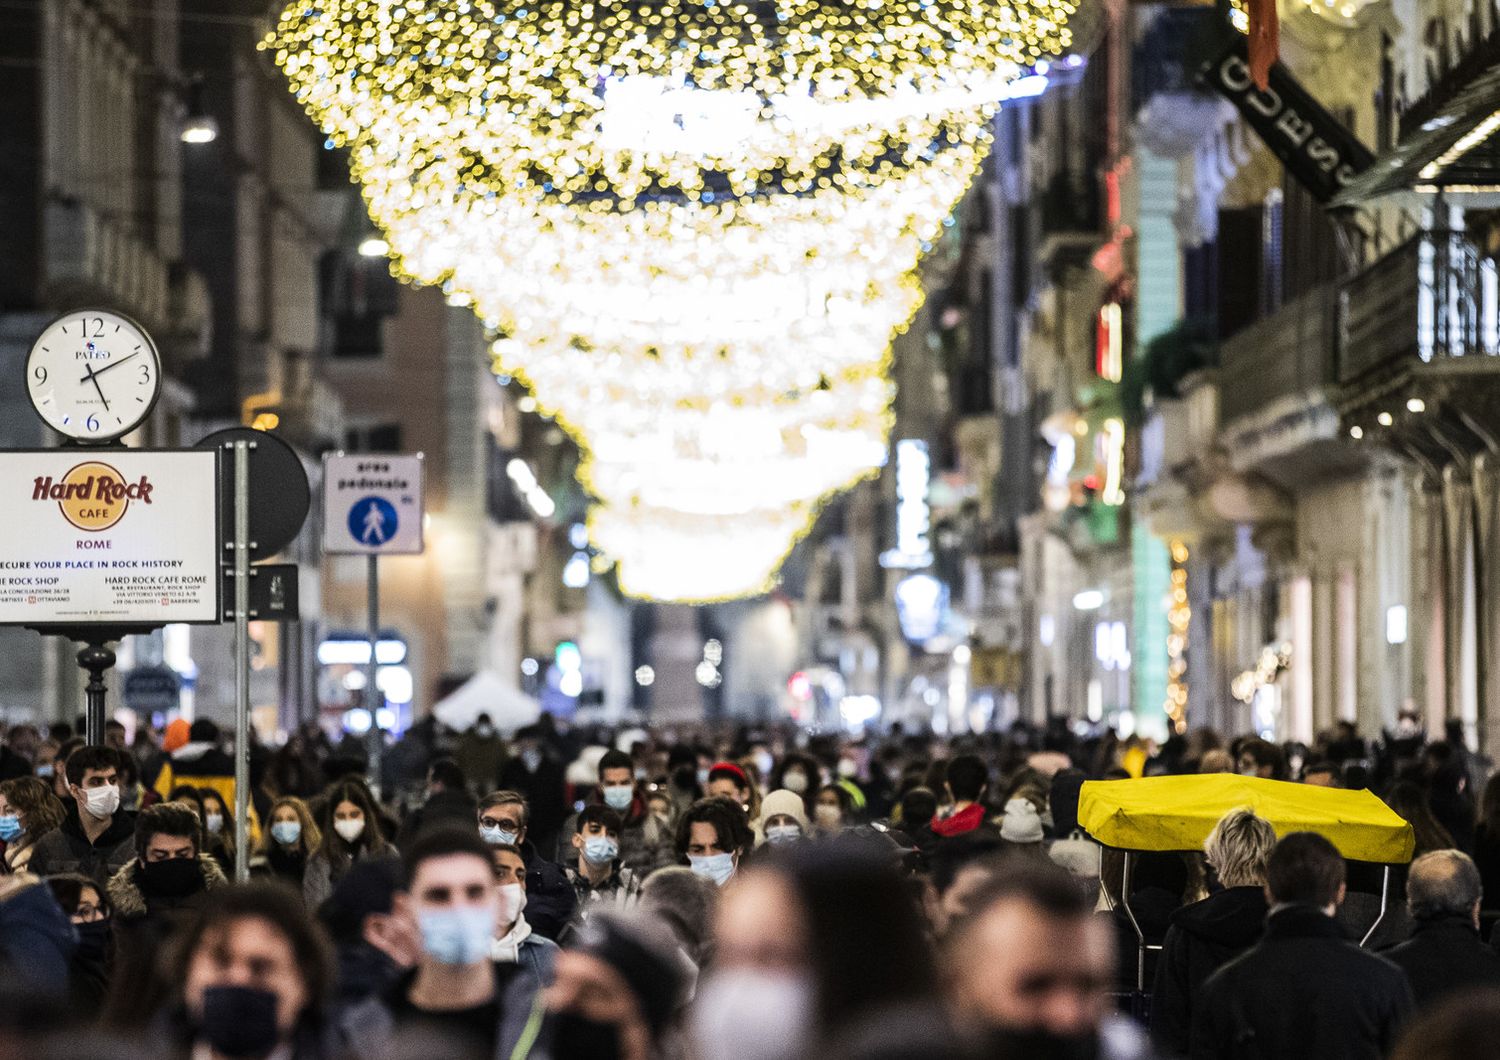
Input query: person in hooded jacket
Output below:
<box><xmin>151</xmin><ymin>719</ymin><xmax>261</xmax><ymax>842</ymax></box>
<box><xmin>1151</xmin><ymin>806</ymin><xmax>1277</xmax><ymax>1056</ymax></box>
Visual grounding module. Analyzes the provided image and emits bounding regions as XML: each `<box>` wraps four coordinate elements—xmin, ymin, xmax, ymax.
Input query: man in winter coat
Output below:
<box><xmin>476</xmin><ymin>790</ymin><xmax>576</xmax><ymax>942</ymax></box>
<box><xmin>26</xmin><ymin>746</ymin><xmax>135</xmax><ymax>886</ymax></box>
<box><xmin>1152</xmin><ymin>807</ymin><xmax>1277</xmax><ymax>1056</ymax></box>
<box><xmin>555</xmin><ymin>750</ymin><xmax>675</xmax><ymax>876</ymax></box>
<box><xmin>1387</xmin><ymin>850</ymin><xmax>1500</xmax><ymax>1009</ymax></box>
<box><xmin>151</xmin><ymin>719</ymin><xmax>261</xmax><ymax>838</ymax></box>
<box><xmin>1192</xmin><ymin>832</ymin><xmax>1413</xmax><ymax>1060</ymax></box>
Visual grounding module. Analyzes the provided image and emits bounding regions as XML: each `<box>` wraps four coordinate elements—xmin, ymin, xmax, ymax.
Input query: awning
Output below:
<box><xmin>1332</xmin><ymin>62</ymin><xmax>1500</xmax><ymax>207</ymax></box>
<box><xmin>1077</xmin><ymin>774</ymin><xmax>1416</xmax><ymax>863</ymax></box>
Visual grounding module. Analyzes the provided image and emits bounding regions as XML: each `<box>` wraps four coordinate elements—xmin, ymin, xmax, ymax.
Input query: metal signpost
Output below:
<box><xmin>322</xmin><ymin>453</ymin><xmax>425</xmax><ymax>791</ymax></box>
<box><xmin>232</xmin><ymin>439</ymin><xmax>251</xmax><ymax>881</ymax></box>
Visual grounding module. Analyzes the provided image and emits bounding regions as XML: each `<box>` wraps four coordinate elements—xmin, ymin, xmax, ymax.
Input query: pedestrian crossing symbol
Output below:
<box><xmin>351</xmin><ymin>496</ymin><xmax>398</xmax><ymax>546</ymax></box>
<box><xmin>322</xmin><ymin>453</ymin><xmax>424</xmax><ymax>555</ymax></box>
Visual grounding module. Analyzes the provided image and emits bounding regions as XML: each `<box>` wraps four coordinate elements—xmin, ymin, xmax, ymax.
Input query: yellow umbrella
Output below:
<box><xmin>1078</xmin><ymin>773</ymin><xmax>1415</xmax><ymax>865</ymax></box>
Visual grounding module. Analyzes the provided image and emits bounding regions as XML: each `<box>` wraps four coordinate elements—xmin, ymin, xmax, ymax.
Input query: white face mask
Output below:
<box><xmin>783</xmin><ymin>772</ymin><xmax>809</xmax><ymax>794</ymax></box>
<box><xmin>497</xmin><ymin>882</ymin><xmax>527</xmax><ymax>926</ymax></box>
<box><xmin>334</xmin><ymin>817</ymin><xmax>366</xmax><ymax>843</ymax></box>
<box><xmin>815</xmin><ymin>804</ymin><xmax>842</xmax><ymax>829</ymax></box>
<box><xmin>79</xmin><ymin>784</ymin><xmax>120</xmax><ymax>820</ymax></box>
<box><xmin>205</xmin><ymin>813</ymin><xmax>224</xmax><ymax>835</ymax></box>
<box><xmin>692</xmin><ymin>968</ymin><xmax>814</xmax><ymax>1060</ymax></box>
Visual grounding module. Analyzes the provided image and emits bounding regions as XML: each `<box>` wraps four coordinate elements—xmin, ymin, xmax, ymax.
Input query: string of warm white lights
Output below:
<box><xmin>268</xmin><ymin>0</ymin><xmax>1075</xmax><ymax>600</ymax></box>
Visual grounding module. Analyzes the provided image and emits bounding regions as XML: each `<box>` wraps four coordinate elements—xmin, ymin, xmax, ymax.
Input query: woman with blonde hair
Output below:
<box><xmin>1150</xmin><ymin>806</ymin><xmax>1278</xmax><ymax>1055</ymax></box>
<box><xmin>0</xmin><ymin>776</ymin><xmax>65</xmax><ymax>874</ymax></box>
<box><xmin>251</xmin><ymin>795</ymin><xmax>321</xmax><ymax>891</ymax></box>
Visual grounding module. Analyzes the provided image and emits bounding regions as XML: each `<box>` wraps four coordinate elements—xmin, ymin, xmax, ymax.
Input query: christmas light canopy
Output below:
<box><xmin>267</xmin><ymin>0</ymin><xmax>1074</xmax><ymax>601</ymax></box>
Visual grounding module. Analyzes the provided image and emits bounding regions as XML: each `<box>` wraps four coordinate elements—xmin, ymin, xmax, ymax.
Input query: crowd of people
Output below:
<box><xmin>0</xmin><ymin>708</ymin><xmax>1498</xmax><ymax>1058</ymax></box>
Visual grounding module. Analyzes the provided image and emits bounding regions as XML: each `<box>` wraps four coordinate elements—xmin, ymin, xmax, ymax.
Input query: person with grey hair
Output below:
<box><xmin>639</xmin><ymin>865</ymin><xmax>719</xmax><ymax>970</ymax></box>
<box><xmin>1150</xmin><ymin>807</ymin><xmax>1278</xmax><ymax>1056</ymax></box>
<box><xmin>1387</xmin><ymin>850</ymin><xmax>1500</xmax><ymax>1009</ymax></box>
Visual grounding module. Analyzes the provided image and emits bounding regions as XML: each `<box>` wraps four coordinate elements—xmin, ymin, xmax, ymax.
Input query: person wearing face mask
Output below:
<box><xmin>304</xmin><ymin>781</ymin><xmax>400</xmax><ymax>909</ymax></box>
<box><xmin>45</xmin><ymin>872</ymin><xmax>114</xmax><ymax>1018</ymax></box>
<box><xmin>154</xmin><ymin>883</ymin><xmax>338</xmax><ymax>1060</ymax></box>
<box><xmin>27</xmin><ymin>746</ymin><xmax>136</xmax><ymax>887</ymax></box>
<box><xmin>812</xmin><ymin>783</ymin><xmax>854</xmax><ymax>837</ymax></box>
<box><xmin>108</xmin><ymin>803</ymin><xmax>228</xmax><ymax>923</ymax></box>
<box><xmin>497</xmin><ymin>726</ymin><xmax>568</xmax><ymax>861</ymax></box>
<box><xmin>342</xmin><ymin>828</ymin><xmax>536</xmax><ymax>1058</ymax></box>
<box><xmin>0</xmin><ymin>775</ymin><xmax>64</xmax><ymax>875</ymax></box>
<box><xmin>529</xmin><ymin>910</ymin><xmax>689</xmax><ymax>1060</ymax></box>
<box><xmin>677</xmin><ymin>797</ymin><xmax>754</xmax><ymax>888</ymax></box>
<box><xmin>489</xmin><ymin>842</ymin><xmax>559</xmax><ymax>989</ymax></box>
<box><xmin>563</xmin><ymin>806</ymin><xmax>642</xmax><ymax>932</ymax></box>
<box><xmin>476</xmin><ymin>790</ymin><xmax>576</xmax><ymax>942</ymax></box>
<box><xmin>251</xmin><ymin>796</ymin><xmax>321</xmax><ymax>890</ymax></box>
<box><xmin>0</xmin><ymin>723</ymin><xmax>40</xmax><ymax>782</ymax></box>
<box><xmin>758</xmin><ymin>789</ymin><xmax>810</xmax><ymax>848</ymax></box>
<box><xmin>706</xmin><ymin>761</ymin><xmax>764</xmax><ymax>839</ymax></box>
<box><xmin>455</xmin><ymin>712</ymin><xmax>508</xmax><ymax>794</ymax></box>
<box><xmin>693</xmin><ymin>845</ymin><xmax>953</xmax><ymax>1060</ymax></box>
<box><xmin>396</xmin><ymin>758</ymin><xmax>477</xmax><ymax>850</ymax></box>
<box><xmin>772</xmin><ymin>752</ymin><xmax>824</xmax><ymax>817</ymax></box>
<box><xmin>199</xmin><ymin>789</ymin><xmax>237</xmax><ymax>875</ymax></box>
<box><xmin>556</xmin><ymin>750</ymin><xmax>676</xmax><ymax>876</ymax></box>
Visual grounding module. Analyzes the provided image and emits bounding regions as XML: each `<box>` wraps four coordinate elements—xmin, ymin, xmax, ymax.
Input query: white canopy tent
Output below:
<box><xmin>431</xmin><ymin>670</ymin><xmax>541</xmax><ymax>734</ymax></box>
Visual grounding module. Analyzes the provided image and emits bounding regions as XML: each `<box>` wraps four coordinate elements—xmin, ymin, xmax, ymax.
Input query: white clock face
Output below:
<box><xmin>27</xmin><ymin>310</ymin><xmax>162</xmax><ymax>442</ymax></box>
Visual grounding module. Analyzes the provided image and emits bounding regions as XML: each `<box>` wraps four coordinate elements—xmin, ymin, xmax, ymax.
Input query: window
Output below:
<box><xmin>345</xmin><ymin>423</ymin><xmax>402</xmax><ymax>452</ymax></box>
<box><xmin>321</xmin><ymin>251</ymin><xmax>400</xmax><ymax>359</ymax></box>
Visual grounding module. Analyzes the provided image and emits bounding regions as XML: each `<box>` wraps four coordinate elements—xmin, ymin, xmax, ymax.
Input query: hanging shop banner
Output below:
<box><xmin>0</xmin><ymin>449</ymin><xmax>221</xmax><ymax>625</ymax></box>
<box><xmin>1200</xmin><ymin>36</ymin><xmax>1373</xmax><ymax>203</ymax></box>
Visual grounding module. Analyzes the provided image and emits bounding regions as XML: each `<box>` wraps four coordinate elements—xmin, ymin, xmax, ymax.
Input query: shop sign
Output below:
<box><xmin>0</xmin><ymin>450</ymin><xmax>220</xmax><ymax>624</ymax></box>
<box><xmin>1201</xmin><ymin>36</ymin><xmax>1373</xmax><ymax>202</ymax></box>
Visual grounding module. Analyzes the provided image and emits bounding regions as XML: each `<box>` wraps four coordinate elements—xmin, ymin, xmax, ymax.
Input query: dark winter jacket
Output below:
<box><xmin>395</xmin><ymin>788</ymin><xmax>478</xmax><ymax>849</ymax></box>
<box><xmin>1151</xmin><ymin>886</ymin><xmax>1268</xmax><ymax>1056</ymax></box>
<box><xmin>1387</xmin><ymin>914</ymin><xmax>1500</xmax><ymax>1009</ymax></box>
<box><xmin>26</xmin><ymin>804</ymin><xmax>136</xmax><ymax>886</ymax></box>
<box><xmin>1191</xmin><ymin>905</ymin><xmax>1413</xmax><ymax>1060</ymax></box>
<box><xmin>0</xmin><ymin>878</ymin><xmax>77</xmax><ymax>1000</ymax></box>
<box><xmin>518</xmin><ymin>838</ymin><xmax>576</xmax><ymax>943</ymax></box>
<box><xmin>556</xmin><ymin>791</ymin><xmax>676</xmax><ymax>876</ymax></box>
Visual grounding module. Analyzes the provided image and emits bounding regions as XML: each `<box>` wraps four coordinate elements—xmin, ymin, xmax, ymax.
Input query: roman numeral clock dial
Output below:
<box><xmin>26</xmin><ymin>309</ymin><xmax>163</xmax><ymax>442</ymax></box>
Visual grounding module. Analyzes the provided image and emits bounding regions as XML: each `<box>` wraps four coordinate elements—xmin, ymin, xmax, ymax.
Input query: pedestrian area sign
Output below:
<box><xmin>322</xmin><ymin>453</ymin><xmax>424</xmax><ymax>555</ymax></box>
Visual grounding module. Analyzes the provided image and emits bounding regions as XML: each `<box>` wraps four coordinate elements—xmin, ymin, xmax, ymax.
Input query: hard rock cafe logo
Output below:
<box><xmin>32</xmin><ymin>462</ymin><xmax>154</xmax><ymax>532</ymax></box>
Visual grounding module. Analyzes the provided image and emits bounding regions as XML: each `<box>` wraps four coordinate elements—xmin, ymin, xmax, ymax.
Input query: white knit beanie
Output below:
<box><xmin>1000</xmin><ymin>797</ymin><xmax>1045</xmax><ymax>844</ymax></box>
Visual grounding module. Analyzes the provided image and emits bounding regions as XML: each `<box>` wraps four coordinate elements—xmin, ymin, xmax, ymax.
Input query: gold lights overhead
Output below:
<box><xmin>267</xmin><ymin>0</ymin><xmax>1074</xmax><ymax>600</ymax></box>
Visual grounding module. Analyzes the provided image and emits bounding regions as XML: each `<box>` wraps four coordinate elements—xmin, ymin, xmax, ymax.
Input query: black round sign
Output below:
<box><xmin>195</xmin><ymin>427</ymin><xmax>312</xmax><ymax>562</ymax></box>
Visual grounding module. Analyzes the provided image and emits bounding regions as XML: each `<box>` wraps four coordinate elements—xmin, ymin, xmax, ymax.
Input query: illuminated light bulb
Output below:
<box><xmin>268</xmin><ymin>0</ymin><xmax>1075</xmax><ymax>601</ymax></box>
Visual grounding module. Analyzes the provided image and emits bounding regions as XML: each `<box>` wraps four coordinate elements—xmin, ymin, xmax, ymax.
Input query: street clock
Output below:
<box><xmin>27</xmin><ymin>309</ymin><xmax>163</xmax><ymax>442</ymax></box>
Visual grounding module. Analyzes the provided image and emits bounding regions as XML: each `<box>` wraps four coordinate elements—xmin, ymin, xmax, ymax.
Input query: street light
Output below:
<box><xmin>180</xmin><ymin>81</ymin><xmax>218</xmax><ymax>144</ymax></box>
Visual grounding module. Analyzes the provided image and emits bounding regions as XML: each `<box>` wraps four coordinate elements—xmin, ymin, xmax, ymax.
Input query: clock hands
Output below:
<box><xmin>79</xmin><ymin>362</ymin><xmax>111</xmax><ymax>413</ymax></box>
<box><xmin>77</xmin><ymin>350</ymin><xmax>140</xmax><ymax>384</ymax></box>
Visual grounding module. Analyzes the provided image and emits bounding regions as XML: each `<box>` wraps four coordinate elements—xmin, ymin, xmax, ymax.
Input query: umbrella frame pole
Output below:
<box><xmin>1359</xmin><ymin>865</ymin><xmax>1390</xmax><ymax>948</ymax></box>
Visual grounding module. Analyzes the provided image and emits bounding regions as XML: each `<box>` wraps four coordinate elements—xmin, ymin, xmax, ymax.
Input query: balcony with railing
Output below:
<box><xmin>1338</xmin><ymin>232</ymin><xmax>1500</xmax><ymax>385</ymax></box>
<box><xmin>1337</xmin><ymin>230</ymin><xmax>1500</xmax><ymax>465</ymax></box>
<box><xmin>1217</xmin><ymin>284</ymin><xmax>1358</xmax><ymax>484</ymax></box>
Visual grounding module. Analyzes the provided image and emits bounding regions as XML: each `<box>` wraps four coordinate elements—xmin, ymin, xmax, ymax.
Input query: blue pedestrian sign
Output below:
<box><xmin>322</xmin><ymin>453</ymin><xmax>425</xmax><ymax>555</ymax></box>
<box><xmin>350</xmin><ymin>496</ymin><xmax>398</xmax><ymax>546</ymax></box>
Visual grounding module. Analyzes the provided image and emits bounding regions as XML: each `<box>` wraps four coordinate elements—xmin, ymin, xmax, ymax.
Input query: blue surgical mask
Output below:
<box><xmin>521</xmin><ymin>749</ymin><xmax>543</xmax><ymax>772</ymax></box>
<box><xmin>696</xmin><ymin>768</ymin><xmax>710</xmax><ymax>788</ymax></box>
<box><xmin>35</xmin><ymin>764</ymin><xmax>54</xmax><ymax>779</ymax></box>
<box><xmin>689</xmin><ymin>852</ymin><xmax>736</xmax><ymax>886</ymax></box>
<box><xmin>601</xmin><ymin>785</ymin><xmax>633</xmax><ymax>812</ymax></box>
<box><xmin>582</xmin><ymin>835</ymin><xmax>619</xmax><ymax>865</ymax></box>
<box><xmin>480</xmin><ymin>824</ymin><xmax>518</xmax><ymax>847</ymax></box>
<box><xmin>270</xmin><ymin>821</ymin><xmax>302</xmax><ymax>846</ymax></box>
<box><xmin>765</xmin><ymin>824</ymin><xmax>801</xmax><ymax>845</ymax></box>
<box><xmin>0</xmin><ymin>815</ymin><xmax>21</xmax><ymax>842</ymax></box>
<box><xmin>417</xmin><ymin>906</ymin><xmax>497</xmax><ymax>966</ymax></box>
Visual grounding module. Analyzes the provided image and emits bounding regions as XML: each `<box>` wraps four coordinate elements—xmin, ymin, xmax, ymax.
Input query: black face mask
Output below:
<box><xmin>983</xmin><ymin>1027</ymin><xmax>1101</xmax><ymax>1060</ymax></box>
<box><xmin>74</xmin><ymin>918</ymin><xmax>111</xmax><ymax>961</ymax></box>
<box><xmin>139</xmin><ymin>856</ymin><xmax>204</xmax><ymax>899</ymax></box>
<box><xmin>549</xmin><ymin>1011</ymin><xmax>622</xmax><ymax>1060</ymax></box>
<box><xmin>199</xmin><ymin>985</ymin><xmax>282</xmax><ymax>1059</ymax></box>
